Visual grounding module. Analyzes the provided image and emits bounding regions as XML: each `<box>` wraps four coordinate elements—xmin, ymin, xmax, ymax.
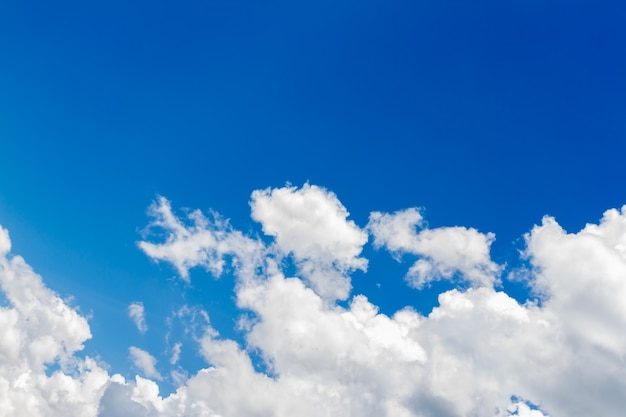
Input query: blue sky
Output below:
<box><xmin>0</xmin><ymin>1</ymin><xmax>625</xmax><ymax>416</ymax></box>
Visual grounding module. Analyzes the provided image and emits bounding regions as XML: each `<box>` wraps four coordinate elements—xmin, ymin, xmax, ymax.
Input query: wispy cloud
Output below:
<box><xmin>128</xmin><ymin>346</ymin><xmax>162</xmax><ymax>381</ymax></box>
<box><xmin>169</xmin><ymin>342</ymin><xmax>182</xmax><ymax>365</ymax></box>
<box><xmin>128</xmin><ymin>302</ymin><xmax>147</xmax><ymax>334</ymax></box>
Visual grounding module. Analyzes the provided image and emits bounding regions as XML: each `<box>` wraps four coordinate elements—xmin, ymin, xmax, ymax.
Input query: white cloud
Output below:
<box><xmin>98</xmin><ymin>376</ymin><xmax>162</xmax><ymax>417</ymax></box>
<box><xmin>169</xmin><ymin>343</ymin><xmax>182</xmax><ymax>365</ymax></box>
<box><xmin>367</xmin><ymin>207</ymin><xmax>425</xmax><ymax>253</ymax></box>
<box><xmin>129</xmin><ymin>347</ymin><xmax>162</xmax><ymax>381</ymax></box>
<box><xmin>508</xmin><ymin>400</ymin><xmax>549</xmax><ymax>417</ymax></box>
<box><xmin>368</xmin><ymin>208</ymin><xmax>500</xmax><ymax>288</ymax></box>
<box><xmin>3</xmin><ymin>187</ymin><xmax>626</xmax><ymax>416</ymax></box>
<box><xmin>138</xmin><ymin>196</ymin><xmax>265</xmax><ymax>283</ymax></box>
<box><xmin>133</xmin><ymin>187</ymin><xmax>626</xmax><ymax>417</ymax></box>
<box><xmin>525</xmin><ymin>207</ymin><xmax>626</xmax><ymax>356</ymax></box>
<box><xmin>250</xmin><ymin>184</ymin><xmax>367</xmax><ymax>269</ymax></box>
<box><xmin>0</xmin><ymin>226</ymin><xmax>112</xmax><ymax>417</ymax></box>
<box><xmin>250</xmin><ymin>184</ymin><xmax>368</xmax><ymax>300</ymax></box>
<box><xmin>128</xmin><ymin>302</ymin><xmax>147</xmax><ymax>334</ymax></box>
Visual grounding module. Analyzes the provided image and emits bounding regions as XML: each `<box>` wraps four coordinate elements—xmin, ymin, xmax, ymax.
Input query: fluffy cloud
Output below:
<box><xmin>368</xmin><ymin>208</ymin><xmax>500</xmax><ymax>288</ymax></box>
<box><xmin>129</xmin><ymin>302</ymin><xmax>148</xmax><ymax>334</ymax></box>
<box><xmin>0</xmin><ymin>226</ymin><xmax>111</xmax><ymax>417</ymax></box>
<box><xmin>516</xmin><ymin>207</ymin><xmax>626</xmax><ymax>415</ymax></box>
<box><xmin>250</xmin><ymin>184</ymin><xmax>368</xmax><ymax>300</ymax></box>
<box><xmin>525</xmin><ymin>208</ymin><xmax>626</xmax><ymax>355</ymax></box>
<box><xmin>3</xmin><ymin>186</ymin><xmax>626</xmax><ymax>416</ymax></box>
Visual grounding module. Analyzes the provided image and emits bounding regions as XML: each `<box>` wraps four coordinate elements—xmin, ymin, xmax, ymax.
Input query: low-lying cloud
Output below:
<box><xmin>1</xmin><ymin>184</ymin><xmax>626</xmax><ymax>416</ymax></box>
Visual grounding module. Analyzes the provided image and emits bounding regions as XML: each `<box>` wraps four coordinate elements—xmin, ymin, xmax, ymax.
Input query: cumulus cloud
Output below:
<box><xmin>129</xmin><ymin>302</ymin><xmax>147</xmax><ymax>334</ymax></box>
<box><xmin>129</xmin><ymin>347</ymin><xmax>162</xmax><ymax>381</ymax></box>
<box><xmin>133</xmin><ymin>186</ymin><xmax>626</xmax><ymax>416</ymax></box>
<box><xmin>3</xmin><ymin>186</ymin><xmax>626</xmax><ymax>416</ymax></box>
<box><xmin>368</xmin><ymin>208</ymin><xmax>500</xmax><ymax>288</ymax></box>
<box><xmin>525</xmin><ymin>207</ymin><xmax>626</xmax><ymax>356</ymax></box>
<box><xmin>0</xmin><ymin>226</ymin><xmax>111</xmax><ymax>417</ymax></box>
<box><xmin>250</xmin><ymin>184</ymin><xmax>368</xmax><ymax>300</ymax></box>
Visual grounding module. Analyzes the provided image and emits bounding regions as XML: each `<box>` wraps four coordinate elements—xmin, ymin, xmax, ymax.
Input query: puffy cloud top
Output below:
<box><xmin>251</xmin><ymin>184</ymin><xmax>368</xmax><ymax>300</ymax></box>
<box><xmin>250</xmin><ymin>184</ymin><xmax>368</xmax><ymax>269</ymax></box>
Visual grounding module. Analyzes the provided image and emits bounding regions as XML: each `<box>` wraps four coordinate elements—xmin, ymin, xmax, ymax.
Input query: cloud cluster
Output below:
<box><xmin>2</xmin><ymin>184</ymin><xmax>626</xmax><ymax>416</ymax></box>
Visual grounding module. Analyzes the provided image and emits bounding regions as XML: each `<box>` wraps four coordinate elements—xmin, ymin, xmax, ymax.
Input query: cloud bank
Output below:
<box><xmin>1</xmin><ymin>184</ymin><xmax>626</xmax><ymax>416</ymax></box>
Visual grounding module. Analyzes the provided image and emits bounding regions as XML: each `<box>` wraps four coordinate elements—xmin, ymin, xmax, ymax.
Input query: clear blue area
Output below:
<box><xmin>1</xmin><ymin>0</ymin><xmax>625</xmax><ymax>393</ymax></box>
